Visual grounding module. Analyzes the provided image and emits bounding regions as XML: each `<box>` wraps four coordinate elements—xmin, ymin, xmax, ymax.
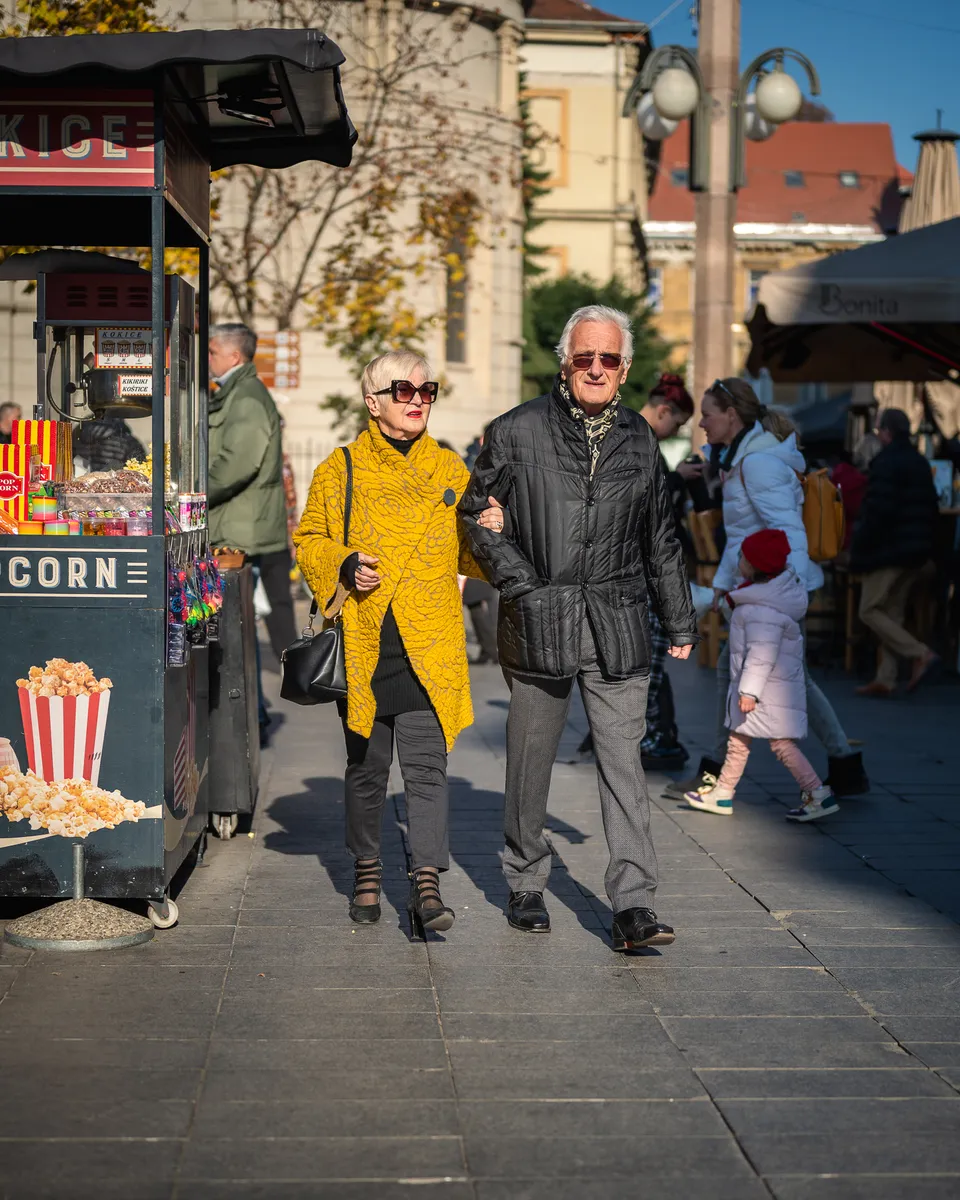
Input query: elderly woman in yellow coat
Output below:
<box><xmin>294</xmin><ymin>350</ymin><xmax>499</xmax><ymax>937</ymax></box>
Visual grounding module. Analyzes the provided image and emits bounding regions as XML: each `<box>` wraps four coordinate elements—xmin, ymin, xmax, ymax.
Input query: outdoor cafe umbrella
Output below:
<box><xmin>876</xmin><ymin>125</ymin><xmax>960</xmax><ymax>437</ymax></box>
<box><xmin>745</xmin><ymin>217</ymin><xmax>960</xmax><ymax>384</ymax></box>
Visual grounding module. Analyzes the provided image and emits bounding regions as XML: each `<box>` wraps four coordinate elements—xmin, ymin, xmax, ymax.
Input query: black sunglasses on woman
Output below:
<box><xmin>374</xmin><ymin>380</ymin><xmax>440</xmax><ymax>404</ymax></box>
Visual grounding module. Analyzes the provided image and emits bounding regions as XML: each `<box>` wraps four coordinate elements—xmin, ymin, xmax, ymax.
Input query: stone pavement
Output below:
<box><xmin>1</xmin><ymin>650</ymin><xmax>960</xmax><ymax>1199</ymax></box>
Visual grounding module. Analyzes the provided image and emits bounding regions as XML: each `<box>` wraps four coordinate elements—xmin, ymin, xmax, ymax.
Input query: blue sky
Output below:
<box><xmin>600</xmin><ymin>0</ymin><xmax>960</xmax><ymax>169</ymax></box>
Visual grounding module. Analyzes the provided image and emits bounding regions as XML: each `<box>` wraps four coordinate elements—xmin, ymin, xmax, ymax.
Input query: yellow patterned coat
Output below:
<box><xmin>293</xmin><ymin>423</ymin><xmax>484</xmax><ymax>750</ymax></box>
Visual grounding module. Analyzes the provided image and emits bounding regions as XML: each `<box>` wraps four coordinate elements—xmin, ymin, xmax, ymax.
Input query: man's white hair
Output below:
<box><xmin>555</xmin><ymin>305</ymin><xmax>634</xmax><ymax>362</ymax></box>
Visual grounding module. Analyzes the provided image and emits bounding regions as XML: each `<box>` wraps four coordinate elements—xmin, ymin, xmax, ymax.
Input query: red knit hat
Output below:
<box><xmin>741</xmin><ymin>529</ymin><xmax>790</xmax><ymax>576</ymax></box>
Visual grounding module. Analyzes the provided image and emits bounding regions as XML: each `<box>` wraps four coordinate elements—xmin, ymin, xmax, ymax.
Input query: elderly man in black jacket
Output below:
<box><xmin>852</xmin><ymin>408</ymin><xmax>940</xmax><ymax>696</ymax></box>
<box><xmin>460</xmin><ymin>305</ymin><xmax>697</xmax><ymax>951</ymax></box>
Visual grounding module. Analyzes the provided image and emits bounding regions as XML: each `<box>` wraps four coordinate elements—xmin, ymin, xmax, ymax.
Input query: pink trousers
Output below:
<box><xmin>718</xmin><ymin>731</ymin><xmax>822</xmax><ymax>793</ymax></box>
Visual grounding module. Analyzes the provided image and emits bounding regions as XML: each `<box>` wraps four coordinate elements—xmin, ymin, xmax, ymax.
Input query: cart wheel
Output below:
<box><xmin>147</xmin><ymin>897</ymin><xmax>179</xmax><ymax>929</ymax></box>
<box><xmin>213</xmin><ymin>813</ymin><xmax>239</xmax><ymax>840</ymax></box>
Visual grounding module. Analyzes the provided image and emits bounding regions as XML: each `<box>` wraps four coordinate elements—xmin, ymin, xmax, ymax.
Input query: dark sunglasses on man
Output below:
<box><xmin>374</xmin><ymin>380</ymin><xmax>440</xmax><ymax>405</ymax></box>
<box><xmin>569</xmin><ymin>351</ymin><xmax>623</xmax><ymax>371</ymax></box>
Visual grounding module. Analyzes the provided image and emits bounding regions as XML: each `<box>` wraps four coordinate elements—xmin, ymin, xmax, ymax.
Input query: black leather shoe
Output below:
<box><xmin>507</xmin><ymin>890</ymin><xmax>550</xmax><ymax>933</ymax></box>
<box><xmin>611</xmin><ymin>907</ymin><xmax>675</xmax><ymax>951</ymax></box>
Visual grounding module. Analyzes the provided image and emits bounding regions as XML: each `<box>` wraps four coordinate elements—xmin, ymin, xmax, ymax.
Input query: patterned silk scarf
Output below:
<box><xmin>558</xmin><ymin>377</ymin><xmax>620</xmax><ymax>477</ymax></box>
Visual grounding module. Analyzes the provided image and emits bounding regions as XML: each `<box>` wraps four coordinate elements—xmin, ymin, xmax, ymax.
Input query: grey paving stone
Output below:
<box><xmin>647</xmin><ymin>990</ymin><xmax>867</xmax><ymax>1017</ymax></box>
<box><xmin>210</xmin><ymin>1009</ymin><xmax>442</xmax><ymax>1041</ymax></box>
<box><xmin>0</xmin><ymin>1141</ymin><xmax>182</xmax><ymax>1184</ymax></box>
<box><xmin>206</xmin><ymin>1039</ymin><xmax>449</xmax><ymax>1072</ymax></box>
<box><xmin>0</xmin><ymin>1185</ymin><xmax>173</xmax><ymax>1200</ymax></box>
<box><xmin>738</xmin><ymin>1131</ymin><xmax>960</xmax><ymax>1174</ymax></box>
<box><xmin>812</xmin><ymin>947</ymin><xmax>960</xmax><ymax>969</ymax></box>
<box><xmin>474</xmin><ymin>1182</ymin><xmax>770</xmax><ymax>1200</ymax></box>
<box><xmin>439</xmin><ymin>1014</ymin><xmax>666</xmax><ymax>1042</ymax></box>
<box><xmin>0</xmin><ymin>1036</ymin><xmax>209</xmax><ymax>1070</ymax></box>
<box><xmin>717</xmin><ymin>1096</ymin><xmax>960</xmax><ymax>1136</ymax></box>
<box><xmin>881</xmin><ymin>1017</ymin><xmax>960</xmax><ymax>1041</ymax></box>
<box><xmin>787</xmin><ymin>927</ymin><xmax>960</xmax><ymax>947</ymax></box>
<box><xmin>767</xmin><ymin>1177</ymin><xmax>960</xmax><ymax>1200</ymax></box>
<box><xmin>632</xmin><ymin>967</ymin><xmax>842</xmax><ymax>992</ymax></box>
<box><xmin>457</xmin><ymin>1098</ymin><xmax>725</xmax><ymax>1137</ymax></box>
<box><xmin>434</xmin><ymin>983</ymin><xmax>655</xmax><ymax>1015</ymax></box>
<box><xmin>218</xmin><ymin>986</ymin><xmax>438</xmax><ymax>1013</ymax></box>
<box><xmin>661</xmin><ymin>1017</ymin><xmax>906</xmax><ymax>1069</ymax></box>
<box><xmin>697</xmin><ymin>1068</ymin><xmax>957</xmax><ymax>1099</ymax></box>
<box><xmin>190</xmin><ymin>1097</ymin><xmax>460</xmax><ymax>1138</ymax></box>
<box><xmin>453</xmin><ymin>1063</ymin><xmax>705</xmax><ymax>1100</ymax></box>
<box><xmin>199</xmin><ymin>1066</ymin><xmax>454</xmax><ymax>1102</ymax></box>
<box><xmin>464</xmin><ymin>1134</ymin><xmax>754</xmax><ymax>1178</ymax></box>
<box><xmin>178</xmin><ymin>1135</ymin><xmax>465</xmax><ymax>1181</ymax></box>
<box><xmin>180</xmin><ymin>1187</ymin><xmax>472</xmax><ymax>1200</ymax></box>
<box><xmin>903</xmin><ymin>1043</ymin><xmax>960</xmax><ymax>1068</ymax></box>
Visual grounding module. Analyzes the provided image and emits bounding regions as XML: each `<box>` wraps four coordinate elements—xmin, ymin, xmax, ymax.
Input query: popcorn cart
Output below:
<box><xmin>0</xmin><ymin>30</ymin><xmax>354</xmax><ymax>948</ymax></box>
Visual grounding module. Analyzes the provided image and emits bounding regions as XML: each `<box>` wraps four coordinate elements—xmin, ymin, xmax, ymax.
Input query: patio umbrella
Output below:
<box><xmin>876</xmin><ymin>126</ymin><xmax>960</xmax><ymax>436</ymax></box>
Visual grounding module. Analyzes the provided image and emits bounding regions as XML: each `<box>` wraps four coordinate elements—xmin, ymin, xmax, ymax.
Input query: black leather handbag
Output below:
<box><xmin>280</xmin><ymin>447</ymin><xmax>352</xmax><ymax>706</ymax></box>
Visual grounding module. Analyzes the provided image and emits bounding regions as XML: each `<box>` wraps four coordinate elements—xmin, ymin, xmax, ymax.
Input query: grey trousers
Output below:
<box><xmin>340</xmin><ymin>709</ymin><xmax>450</xmax><ymax>871</ymax></box>
<box><xmin>502</xmin><ymin>623</ymin><xmax>657</xmax><ymax>912</ymax></box>
<box><xmin>711</xmin><ymin>619</ymin><xmax>850</xmax><ymax>762</ymax></box>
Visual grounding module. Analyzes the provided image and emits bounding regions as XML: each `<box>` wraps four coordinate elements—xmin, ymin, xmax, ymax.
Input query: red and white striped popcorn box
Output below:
<box><xmin>17</xmin><ymin>689</ymin><xmax>111</xmax><ymax>786</ymax></box>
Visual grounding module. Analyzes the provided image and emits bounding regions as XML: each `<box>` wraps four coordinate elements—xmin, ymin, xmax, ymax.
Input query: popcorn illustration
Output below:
<box><xmin>16</xmin><ymin>659</ymin><xmax>113</xmax><ymax>786</ymax></box>
<box><xmin>0</xmin><ymin>766</ymin><xmax>146</xmax><ymax>838</ymax></box>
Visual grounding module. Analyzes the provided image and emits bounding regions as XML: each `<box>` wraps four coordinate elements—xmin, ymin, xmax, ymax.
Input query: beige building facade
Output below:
<box><xmin>520</xmin><ymin>0</ymin><xmax>650</xmax><ymax>290</ymax></box>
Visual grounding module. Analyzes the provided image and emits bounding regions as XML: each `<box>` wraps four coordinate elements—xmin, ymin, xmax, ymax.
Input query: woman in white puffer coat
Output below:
<box><xmin>664</xmin><ymin>377</ymin><xmax>868</xmax><ymax>806</ymax></box>
<box><xmin>685</xmin><ymin>529</ymin><xmax>838</xmax><ymax>822</ymax></box>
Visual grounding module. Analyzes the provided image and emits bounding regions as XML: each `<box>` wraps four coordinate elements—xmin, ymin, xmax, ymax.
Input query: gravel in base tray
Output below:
<box><xmin>5</xmin><ymin>899</ymin><xmax>153</xmax><ymax>943</ymax></box>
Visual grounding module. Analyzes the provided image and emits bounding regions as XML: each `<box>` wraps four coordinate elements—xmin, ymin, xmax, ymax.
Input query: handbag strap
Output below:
<box><xmin>309</xmin><ymin>444</ymin><xmax>354</xmax><ymax>622</ymax></box>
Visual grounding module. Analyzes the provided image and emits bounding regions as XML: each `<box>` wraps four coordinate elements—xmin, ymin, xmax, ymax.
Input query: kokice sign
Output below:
<box><xmin>0</xmin><ymin>91</ymin><xmax>155</xmax><ymax>188</ymax></box>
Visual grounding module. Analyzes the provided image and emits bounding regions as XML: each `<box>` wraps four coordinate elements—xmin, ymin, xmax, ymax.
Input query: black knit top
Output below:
<box><xmin>341</xmin><ymin>431</ymin><xmax>432</xmax><ymax>717</ymax></box>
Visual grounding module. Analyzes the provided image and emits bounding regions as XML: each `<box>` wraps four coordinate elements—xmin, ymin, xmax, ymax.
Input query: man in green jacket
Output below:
<box><xmin>208</xmin><ymin>324</ymin><xmax>295</xmax><ymax>742</ymax></box>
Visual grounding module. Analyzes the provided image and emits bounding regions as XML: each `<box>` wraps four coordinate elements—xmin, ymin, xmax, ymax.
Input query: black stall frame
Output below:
<box><xmin>0</xmin><ymin>30</ymin><xmax>354</xmax><ymax>933</ymax></box>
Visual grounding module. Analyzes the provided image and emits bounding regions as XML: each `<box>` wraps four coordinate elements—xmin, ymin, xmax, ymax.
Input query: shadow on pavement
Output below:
<box><xmin>263</xmin><ymin>775</ymin><xmax>415</xmax><ymax>936</ymax></box>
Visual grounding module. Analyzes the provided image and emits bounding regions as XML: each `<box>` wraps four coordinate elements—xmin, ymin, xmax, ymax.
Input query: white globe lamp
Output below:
<box><xmin>744</xmin><ymin>92</ymin><xmax>775</xmax><ymax>142</ymax></box>
<box><xmin>652</xmin><ymin>67</ymin><xmax>700</xmax><ymax>122</ymax></box>
<box><xmin>636</xmin><ymin>90</ymin><xmax>679</xmax><ymax>141</ymax></box>
<box><xmin>755</xmin><ymin>68</ymin><xmax>803</xmax><ymax>125</ymax></box>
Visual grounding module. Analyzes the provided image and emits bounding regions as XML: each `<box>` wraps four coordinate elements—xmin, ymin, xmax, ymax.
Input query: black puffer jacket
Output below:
<box><xmin>459</xmin><ymin>383</ymin><xmax>697</xmax><ymax>679</ymax></box>
<box><xmin>850</xmin><ymin>437</ymin><xmax>939</xmax><ymax>573</ymax></box>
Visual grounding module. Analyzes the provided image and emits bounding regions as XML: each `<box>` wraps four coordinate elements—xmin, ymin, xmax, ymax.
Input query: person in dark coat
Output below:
<box><xmin>851</xmin><ymin>408</ymin><xmax>940</xmax><ymax>696</ymax></box>
<box><xmin>460</xmin><ymin>304</ymin><xmax>697</xmax><ymax>952</ymax></box>
<box><xmin>0</xmin><ymin>402</ymin><xmax>21</xmax><ymax>445</ymax></box>
<box><xmin>74</xmin><ymin>417</ymin><xmax>145</xmax><ymax>472</ymax></box>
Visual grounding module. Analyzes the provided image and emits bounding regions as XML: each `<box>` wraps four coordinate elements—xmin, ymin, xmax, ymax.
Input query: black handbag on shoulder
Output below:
<box><xmin>280</xmin><ymin>447</ymin><xmax>353</xmax><ymax>706</ymax></box>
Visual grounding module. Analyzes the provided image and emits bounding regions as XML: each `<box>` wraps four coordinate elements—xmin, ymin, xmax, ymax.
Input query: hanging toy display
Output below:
<box><xmin>166</xmin><ymin>558</ymin><xmax>188</xmax><ymax>668</ymax></box>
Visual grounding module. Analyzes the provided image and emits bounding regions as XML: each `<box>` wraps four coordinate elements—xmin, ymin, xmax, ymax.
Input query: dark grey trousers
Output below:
<box><xmin>502</xmin><ymin>622</ymin><xmax>657</xmax><ymax>912</ymax></box>
<box><xmin>340</xmin><ymin>709</ymin><xmax>450</xmax><ymax>871</ymax></box>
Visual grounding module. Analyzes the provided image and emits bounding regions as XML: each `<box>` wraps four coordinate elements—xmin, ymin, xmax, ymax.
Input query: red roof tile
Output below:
<box><xmin>525</xmin><ymin>0</ymin><xmax>635</xmax><ymax>23</ymax></box>
<box><xmin>647</xmin><ymin>121</ymin><xmax>902</xmax><ymax>232</ymax></box>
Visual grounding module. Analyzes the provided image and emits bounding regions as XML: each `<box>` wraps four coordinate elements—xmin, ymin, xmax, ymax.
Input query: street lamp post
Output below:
<box><xmin>625</xmin><ymin>30</ymin><xmax>820</xmax><ymax>417</ymax></box>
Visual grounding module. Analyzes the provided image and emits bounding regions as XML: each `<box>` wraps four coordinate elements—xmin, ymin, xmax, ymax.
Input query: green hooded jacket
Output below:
<box><xmin>207</xmin><ymin>361</ymin><xmax>287</xmax><ymax>556</ymax></box>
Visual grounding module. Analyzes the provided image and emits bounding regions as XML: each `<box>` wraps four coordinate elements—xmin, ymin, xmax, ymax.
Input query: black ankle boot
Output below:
<box><xmin>408</xmin><ymin>868</ymin><xmax>455</xmax><ymax>939</ymax></box>
<box><xmin>826</xmin><ymin>752</ymin><xmax>870</xmax><ymax>798</ymax></box>
<box><xmin>349</xmin><ymin>858</ymin><xmax>382</xmax><ymax>924</ymax></box>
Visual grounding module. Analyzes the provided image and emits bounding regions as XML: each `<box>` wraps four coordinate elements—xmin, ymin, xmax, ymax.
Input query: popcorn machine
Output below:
<box><xmin>0</xmin><ymin>27</ymin><xmax>356</xmax><ymax>948</ymax></box>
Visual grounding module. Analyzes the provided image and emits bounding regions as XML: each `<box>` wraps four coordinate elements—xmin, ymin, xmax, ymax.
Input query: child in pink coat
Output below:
<box><xmin>685</xmin><ymin>528</ymin><xmax>838</xmax><ymax>822</ymax></box>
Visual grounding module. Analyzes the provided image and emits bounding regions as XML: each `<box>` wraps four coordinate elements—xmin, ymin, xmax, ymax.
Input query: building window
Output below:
<box><xmin>784</xmin><ymin>170</ymin><xmax>805</xmax><ymax>188</ymax></box>
<box><xmin>445</xmin><ymin>234</ymin><xmax>468</xmax><ymax>365</ymax></box>
<box><xmin>646</xmin><ymin>267</ymin><xmax>664</xmax><ymax>313</ymax></box>
<box><xmin>839</xmin><ymin>170</ymin><xmax>860</xmax><ymax>188</ymax></box>
<box><xmin>670</xmin><ymin>166</ymin><xmax>689</xmax><ymax>187</ymax></box>
<box><xmin>746</xmin><ymin>269</ymin><xmax>767</xmax><ymax>312</ymax></box>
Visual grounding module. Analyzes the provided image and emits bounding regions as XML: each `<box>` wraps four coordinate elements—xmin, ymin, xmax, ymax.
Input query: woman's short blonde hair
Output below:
<box><xmin>361</xmin><ymin>351</ymin><xmax>432</xmax><ymax>399</ymax></box>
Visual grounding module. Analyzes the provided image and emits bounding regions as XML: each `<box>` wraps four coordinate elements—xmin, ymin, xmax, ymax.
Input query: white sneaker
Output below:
<box><xmin>786</xmin><ymin>786</ymin><xmax>839</xmax><ymax>823</ymax></box>
<box><xmin>684</xmin><ymin>783</ymin><xmax>735</xmax><ymax>816</ymax></box>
